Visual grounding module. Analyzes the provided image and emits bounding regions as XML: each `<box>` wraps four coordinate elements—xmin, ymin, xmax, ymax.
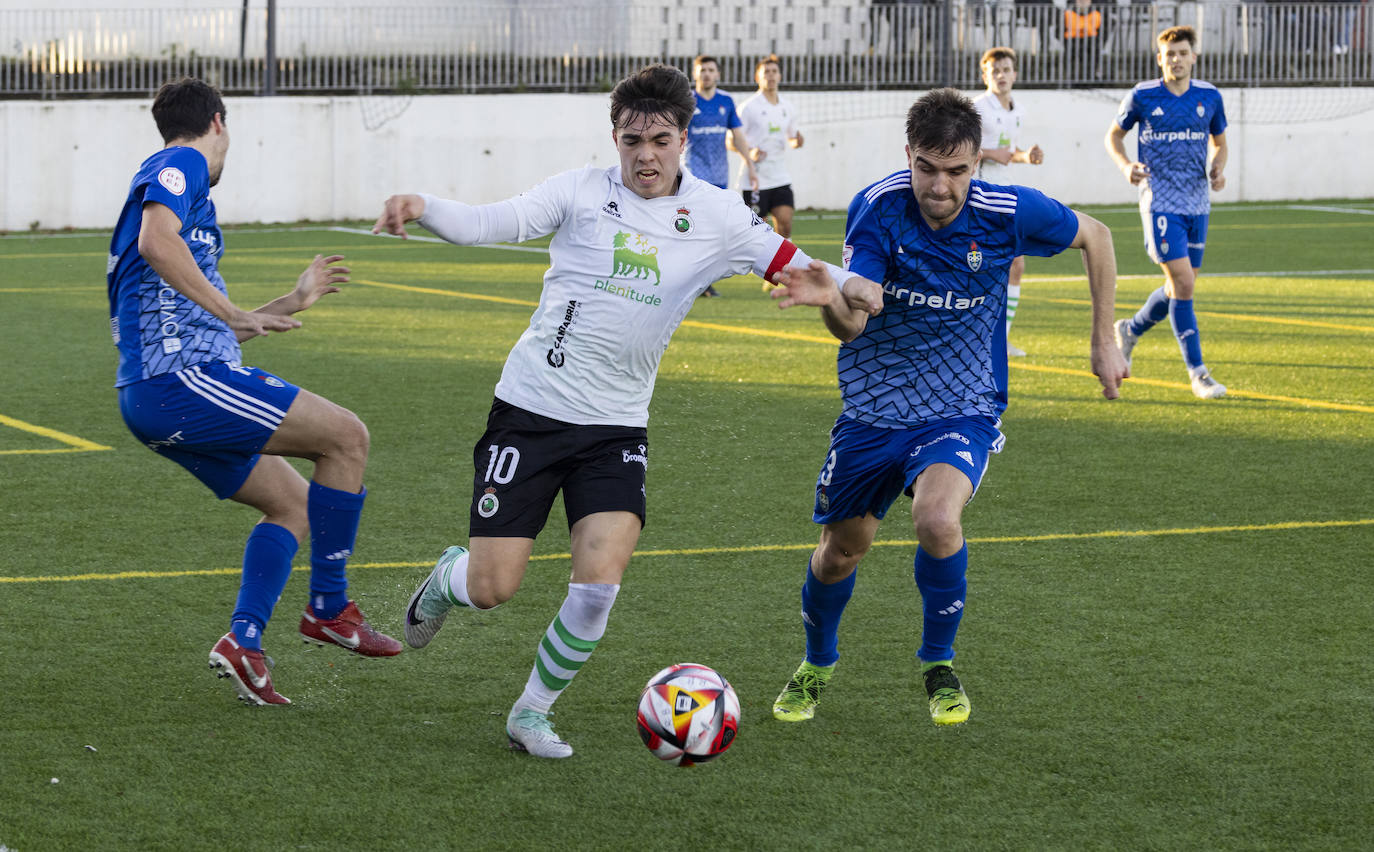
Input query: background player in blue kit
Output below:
<box><xmin>770</xmin><ymin>88</ymin><xmax>1128</xmax><ymax>727</ymax></box>
<box><xmin>108</xmin><ymin>77</ymin><xmax>401</xmax><ymax>706</ymax></box>
<box><xmin>685</xmin><ymin>54</ymin><xmax>758</xmax><ymax>296</ymax></box>
<box><xmin>1106</xmin><ymin>26</ymin><xmax>1229</xmax><ymax>399</ymax></box>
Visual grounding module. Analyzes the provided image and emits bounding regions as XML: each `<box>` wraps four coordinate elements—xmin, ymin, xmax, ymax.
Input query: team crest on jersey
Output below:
<box><xmin>477</xmin><ymin>488</ymin><xmax>500</xmax><ymax>519</ymax></box>
<box><xmin>672</xmin><ymin>207</ymin><xmax>693</xmax><ymax>235</ymax></box>
<box><xmin>966</xmin><ymin>241</ymin><xmax>983</xmax><ymax>272</ymax></box>
<box><xmin>610</xmin><ymin>231</ymin><xmax>661</xmax><ymax>284</ymax></box>
<box><xmin>158</xmin><ymin>167</ymin><xmax>186</xmax><ymax>196</ymax></box>
<box><xmin>601</xmin><ymin>200</ymin><xmax>622</xmax><ymax>219</ymax></box>
<box><xmin>1196</xmin><ymin>104</ymin><xmax>1206</xmax><ymax>117</ymax></box>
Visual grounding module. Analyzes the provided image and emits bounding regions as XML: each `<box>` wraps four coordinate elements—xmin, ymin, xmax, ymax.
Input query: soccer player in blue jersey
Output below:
<box><xmin>769</xmin><ymin>88</ymin><xmax>1127</xmax><ymax>727</ymax></box>
<box><xmin>107</xmin><ymin>77</ymin><xmax>401</xmax><ymax>706</ymax></box>
<box><xmin>1106</xmin><ymin>25</ymin><xmax>1229</xmax><ymax>399</ymax></box>
<box><xmin>685</xmin><ymin>54</ymin><xmax>758</xmax><ymax>297</ymax></box>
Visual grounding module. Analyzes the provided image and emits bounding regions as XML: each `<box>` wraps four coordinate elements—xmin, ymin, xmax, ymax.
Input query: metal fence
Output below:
<box><xmin>2</xmin><ymin>1</ymin><xmax>1371</xmax><ymax>98</ymax></box>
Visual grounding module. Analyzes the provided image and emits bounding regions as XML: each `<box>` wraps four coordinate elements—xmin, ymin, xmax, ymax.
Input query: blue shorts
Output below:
<box><xmin>1141</xmin><ymin>210</ymin><xmax>1208</xmax><ymax>267</ymax></box>
<box><xmin>118</xmin><ymin>361</ymin><xmax>301</xmax><ymax>499</ymax></box>
<box><xmin>813</xmin><ymin>415</ymin><xmax>1004</xmax><ymax>524</ymax></box>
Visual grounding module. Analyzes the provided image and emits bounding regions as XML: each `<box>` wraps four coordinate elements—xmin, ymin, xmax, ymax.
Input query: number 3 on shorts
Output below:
<box><xmin>819</xmin><ymin>450</ymin><xmax>838</xmax><ymax>487</ymax></box>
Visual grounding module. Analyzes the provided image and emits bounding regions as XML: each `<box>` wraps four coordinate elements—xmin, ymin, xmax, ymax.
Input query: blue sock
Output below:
<box><xmin>801</xmin><ymin>559</ymin><xmax>856</xmax><ymax>667</ymax></box>
<box><xmin>231</xmin><ymin>522</ymin><xmax>299</xmax><ymax>651</ymax></box>
<box><xmin>915</xmin><ymin>544</ymin><xmax>968</xmax><ymax>664</ymax></box>
<box><xmin>1168</xmin><ymin>298</ymin><xmax>1205</xmax><ymax>372</ymax></box>
<box><xmin>307</xmin><ymin>481</ymin><xmax>366</xmax><ymax>619</ymax></box>
<box><xmin>1130</xmin><ymin>286</ymin><xmax>1171</xmax><ymax>336</ymax></box>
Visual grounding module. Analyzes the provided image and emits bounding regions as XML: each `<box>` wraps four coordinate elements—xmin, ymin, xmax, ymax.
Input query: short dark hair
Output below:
<box><xmin>151</xmin><ymin>77</ymin><xmax>226</xmax><ymax>144</ymax></box>
<box><xmin>693</xmin><ymin>54</ymin><xmax>717</xmax><ymax>70</ymax></box>
<box><xmin>755</xmin><ymin>54</ymin><xmax>780</xmax><ymax>76</ymax></box>
<box><xmin>609</xmin><ymin>63</ymin><xmax>696</xmax><ymax>131</ymax></box>
<box><xmin>1158</xmin><ymin>25</ymin><xmax>1196</xmax><ymax>49</ymax></box>
<box><xmin>905</xmin><ymin>88</ymin><xmax>982</xmax><ymax>157</ymax></box>
<box><xmin>980</xmin><ymin>46</ymin><xmax>1017</xmax><ymax>70</ymax></box>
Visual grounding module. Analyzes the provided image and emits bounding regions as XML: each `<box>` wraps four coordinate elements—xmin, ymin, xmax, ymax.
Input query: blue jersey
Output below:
<box><xmin>839</xmin><ymin>173</ymin><xmax>1080</xmax><ymax>427</ymax></box>
<box><xmin>1115</xmin><ymin>79</ymin><xmax>1227</xmax><ymax>216</ymax></box>
<box><xmin>107</xmin><ymin>146</ymin><xmax>240</xmax><ymax>387</ymax></box>
<box><xmin>684</xmin><ymin>90</ymin><xmax>742</xmax><ymax>189</ymax></box>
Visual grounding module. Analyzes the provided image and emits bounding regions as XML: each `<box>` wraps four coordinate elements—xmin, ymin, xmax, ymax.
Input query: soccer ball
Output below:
<box><xmin>636</xmin><ymin>663</ymin><xmax>740</xmax><ymax>767</ymax></box>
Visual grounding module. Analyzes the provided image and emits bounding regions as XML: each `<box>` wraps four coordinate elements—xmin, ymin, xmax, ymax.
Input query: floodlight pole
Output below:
<box><xmin>264</xmin><ymin>0</ymin><xmax>278</xmax><ymax>96</ymax></box>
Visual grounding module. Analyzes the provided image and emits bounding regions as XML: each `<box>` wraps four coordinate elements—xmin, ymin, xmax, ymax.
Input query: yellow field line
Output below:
<box><xmin>352</xmin><ymin>278</ymin><xmax>1370</xmax><ymax>412</ymax></box>
<box><xmin>1041</xmin><ymin>296</ymin><xmax>1373</xmax><ymax>334</ymax></box>
<box><xmin>1010</xmin><ymin>361</ymin><xmax>1374</xmax><ymax>413</ymax></box>
<box><xmin>355</xmin><ymin>277</ymin><xmax>539</xmax><ymax>307</ymax></box>
<box><xmin>4</xmin><ymin>517</ymin><xmax>1370</xmax><ymax>584</ymax></box>
<box><xmin>0</xmin><ymin>413</ymin><xmax>112</xmax><ymax>453</ymax></box>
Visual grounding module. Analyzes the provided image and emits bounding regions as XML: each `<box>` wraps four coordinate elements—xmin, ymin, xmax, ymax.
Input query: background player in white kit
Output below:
<box><xmin>737</xmin><ymin>54</ymin><xmax>805</xmax><ymax>238</ymax></box>
<box><xmin>973</xmin><ymin>47</ymin><xmax>1044</xmax><ymax>358</ymax></box>
<box><xmin>372</xmin><ymin>64</ymin><xmax>882</xmax><ymax>758</ymax></box>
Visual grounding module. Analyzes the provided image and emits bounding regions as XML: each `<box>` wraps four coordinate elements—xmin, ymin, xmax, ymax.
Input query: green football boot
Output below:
<box><xmin>772</xmin><ymin>660</ymin><xmax>835</xmax><ymax>722</ymax></box>
<box><xmin>923</xmin><ymin>662</ymin><xmax>971</xmax><ymax>726</ymax></box>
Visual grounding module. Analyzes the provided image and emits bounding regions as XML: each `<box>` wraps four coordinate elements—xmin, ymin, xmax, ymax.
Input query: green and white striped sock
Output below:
<box><xmin>1006</xmin><ymin>282</ymin><xmax>1021</xmax><ymax>335</ymax></box>
<box><xmin>518</xmin><ymin>583</ymin><xmax>620</xmax><ymax>713</ymax></box>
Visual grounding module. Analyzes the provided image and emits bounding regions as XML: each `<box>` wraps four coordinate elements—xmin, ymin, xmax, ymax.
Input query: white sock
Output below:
<box><xmin>516</xmin><ymin>583</ymin><xmax>620</xmax><ymax>714</ymax></box>
<box><xmin>1006</xmin><ymin>283</ymin><xmax>1021</xmax><ymax>335</ymax></box>
<box><xmin>438</xmin><ymin>548</ymin><xmax>481</xmax><ymax>609</ymax></box>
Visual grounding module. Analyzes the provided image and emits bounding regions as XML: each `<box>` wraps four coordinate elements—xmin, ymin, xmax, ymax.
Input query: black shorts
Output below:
<box><xmin>744</xmin><ymin>185</ymin><xmax>796</xmax><ymax>217</ymax></box>
<box><xmin>468</xmin><ymin>398</ymin><xmax>649</xmax><ymax>538</ymax></box>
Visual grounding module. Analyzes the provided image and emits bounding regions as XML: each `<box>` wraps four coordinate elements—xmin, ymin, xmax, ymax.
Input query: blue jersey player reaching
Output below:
<box><xmin>1106</xmin><ymin>26</ymin><xmax>1229</xmax><ymax>399</ymax></box>
<box><xmin>108</xmin><ymin>77</ymin><xmax>401</xmax><ymax>706</ymax></box>
<box><xmin>685</xmin><ymin>54</ymin><xmax>758</xmax><ymax>297</ymax></box>
<box><xmin>769</xmin><ymin>88</ymin><xmax>1127</xmax><ymax>727</ymax></box>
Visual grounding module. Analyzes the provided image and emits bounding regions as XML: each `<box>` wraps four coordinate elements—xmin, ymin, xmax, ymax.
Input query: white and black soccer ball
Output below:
<box><xmin>636</xmin><ymin>663</ymin><xmax>740</xmax><ymax>767</ymax></box>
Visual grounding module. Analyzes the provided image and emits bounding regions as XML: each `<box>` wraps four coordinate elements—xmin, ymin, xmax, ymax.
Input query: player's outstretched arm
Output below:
<box><xmin>770</xmin><ymin>260</ymin><xmax>882</xmax><ymax>342</ymax></box>
<box><xmin>138</xmin><ymin>201</ymin><xmax>300</xmax><ymax>341</ymax></box>
<box><xmin>372</xmin><ymin>193</ymin><xmax>427</xmax><ymax>238</ymax></box>
<box><xmin>1068</xmin><ymin>211</ymin><xmax>1129</xmax><ymax>399</ymax></box>
<box><xmin>252</xmin><ymin>254</ymin><xmax>350</xmax><ymax>318</ymax></box>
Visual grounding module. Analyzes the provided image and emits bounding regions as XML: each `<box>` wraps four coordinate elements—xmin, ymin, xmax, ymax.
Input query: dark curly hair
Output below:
<box><xmin>609</xmin><ymin>64</ymin><xmax>696</xmax><ymax>131</ymax></box>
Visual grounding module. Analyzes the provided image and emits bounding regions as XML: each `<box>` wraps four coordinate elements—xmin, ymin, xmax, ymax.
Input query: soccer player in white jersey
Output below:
<box><xmin>770</xmin><ymin>88</ymin><xmax>1127</xmax><ymax>728</ymax></box>
<box><xmin>107</xmin><ymin>78</ymin><xmax>401</xmax><ymax>707</ymax></box>
<box><xmin>973</xmin><ymin>47</ymin><xmax>1044</xmax><ymax>358</ymax></box>
<box><xmin>1106</xmin><ymin>26</ymin><xmax>1229</xmax><ymax>399</ymax></box>
<box><xmin>372</xmin><ymin>64</ymin><xmax>883</xmax><ymax>758</ymax></box>
<box><xmin>737</xmin><ymin>54</ymin><xmax>805</xmax><ymax>238</ymax></box>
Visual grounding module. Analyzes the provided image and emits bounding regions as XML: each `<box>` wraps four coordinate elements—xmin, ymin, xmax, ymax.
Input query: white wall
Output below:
<box><xmin>3</xmin><ymin>88</ymin><xmax>1371</xmax><ymax>232</ymax></box>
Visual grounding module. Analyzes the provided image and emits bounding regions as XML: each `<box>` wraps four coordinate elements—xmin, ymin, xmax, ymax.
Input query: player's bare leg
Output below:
<box><xmin>910</xmin><ymin>464</ymin><xmax>973</xmax><ymax>725</ymax></box>
<box><xmin>404</xmin><ymin>536</ymin><xmax>534</xmax><ymax>648</ymax></box>
<box><xmin>257</xmin><ymin>389</ymin><xmax>397</xmax><ymax>657</ymax></box>
<box><xmin>774</xmin><ymin>513</ymin><xmax>881</xmax><ymax>721</ymax></box>
<box><xmin>1162</xmin><ymin>259</ymin><xmax>1225</xmax><ymax>398</ymax></box>
<box><xmin>771</xmin><ymin>205</ymin><xmax>796</xmax><ymax>239</ymax></box>
<box><xmin>507</xmin><ymin>512</ymin><xmax>639</xmax><ymax>757</ymax></box>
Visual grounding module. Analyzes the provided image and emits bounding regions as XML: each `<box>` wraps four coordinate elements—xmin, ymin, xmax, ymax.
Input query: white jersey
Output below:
<box><xmin>973</xmin><ymin>92</ymin><xmax>1026</xmax><ymax>184</ymax></box>
<box><xmin>420</xmin><ymin>166</ymin><xmax>792</xmax><ymax>428</ymax></box>
<box><xmin>737</xmin><ymin>93</ymin><xmax>800</xmax><ymax>190</ymax></box>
